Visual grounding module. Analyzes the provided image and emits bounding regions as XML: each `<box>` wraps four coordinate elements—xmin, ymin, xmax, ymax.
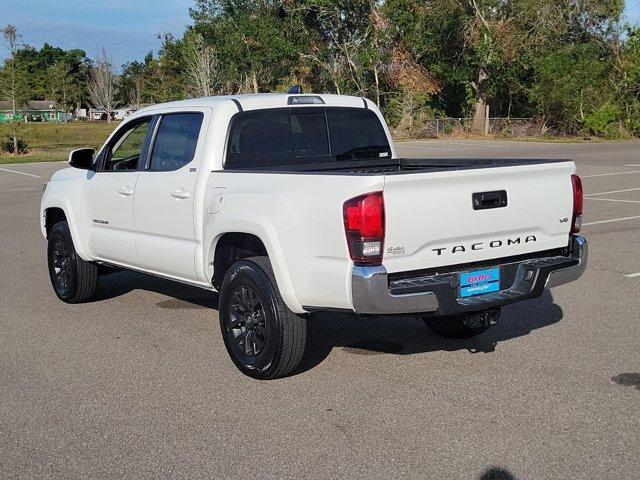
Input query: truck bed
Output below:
<box><xmin>219</xmin><ymin>157</ymin><xmax>569</xmax><ymax>175</ymax></box>
<box><xmin>210</xmin><ymin>154</ymin><xmax>576</xmax><ymax>307</ymax></box>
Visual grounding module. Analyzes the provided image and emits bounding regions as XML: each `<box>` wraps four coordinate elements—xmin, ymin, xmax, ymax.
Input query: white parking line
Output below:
<box><xmin>0</xmin><ymin>167</ymin><xmax>41</xmax><ymax>178</ymax></box>
<box><xmin>582</xmin><ymin>170</ymin><xmax>640</xmax><ymax>178</ymax></box>
<box><xmin>625</xmin><ymin>272</ymin><xmax>640</xmax><ymax>278</ymax></box>
<box><xmin>584</xmin><ymin>198</ymin><xmax>640</xmax><ymax>204</ymax></box>
<box><xmin>401</xmin><ymin>141</ymin><xmax>504</xmax><ymax>149</ymax></box>
<box><xmin>397</xmin><ymin>145</ymin><xmax>456</xmax><ymax>151</ymax></box>
<box><xmin>441</xmin><ymin>142</ymin><xmax>504</xmax><ymax>148</ymax></box>
<box><xmin>585</xmin><ymin>187</ymin><xmax>640</xmax><ymax>197</ymax></box>
<box><xmin>583</xmin><ymin>215</ymin><xmax>640</xmax><ymax>226</ymax></box>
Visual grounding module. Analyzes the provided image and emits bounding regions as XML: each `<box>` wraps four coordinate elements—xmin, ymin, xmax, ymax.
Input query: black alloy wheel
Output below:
<box><xmin>46</xmin><ymin>220</ymin><xmax>99</xmax><ymax>303</ymax></box>
<box><xmin>50</xmin><ymin>235</ymin><xmax>73</xmax><ymax>295</ymax></box>
<box><xmin>226</xmin><ymin>284</ymin><xmax>268</xmax><ymax>359</ymax></box>
<box><xmin>218</xmin><ymin>256</ymin><xmax>307</xmax><ymax>380</ymax></box>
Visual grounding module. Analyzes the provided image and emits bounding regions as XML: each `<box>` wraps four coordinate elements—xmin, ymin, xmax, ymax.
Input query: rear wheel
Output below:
<box><xmin>47</xmin><ymin>221</ymin><xmax>99</xmax><ymax>303</ymax></box>
<box><xmin>422</xmin><ymin>315</ymin><xmax>490</xmax><ymax>339</ymax></box>
<box><xmin>218</xmin><ymin>256</ymin><xmax>307</xmax><ymax>379</ymax></box>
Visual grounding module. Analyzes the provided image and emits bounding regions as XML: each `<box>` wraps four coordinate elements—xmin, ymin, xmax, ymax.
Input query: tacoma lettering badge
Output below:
<box><xmin>432</xmin><ymin>236</ymin><xmax>537</xmax><ymax>256</ymax></box>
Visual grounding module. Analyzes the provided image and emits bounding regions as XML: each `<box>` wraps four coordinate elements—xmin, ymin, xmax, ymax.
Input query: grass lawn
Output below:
<box><xmin>0</xmin><ymin>121</ymin><xmax>118</xmax><ymax>165</ymax></box>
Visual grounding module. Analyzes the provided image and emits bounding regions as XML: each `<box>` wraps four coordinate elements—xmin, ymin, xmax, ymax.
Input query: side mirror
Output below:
<box><xmin>69</xmin><ymin>148</ymin><xmax>95</xmax><ymax>170</ymax></box>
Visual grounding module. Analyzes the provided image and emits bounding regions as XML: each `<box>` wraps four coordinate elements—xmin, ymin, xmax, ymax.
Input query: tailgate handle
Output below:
<box><xmin>473</xmin><ymin>190</ymin><xmax>507</xmax><ymax>210</ymax></box>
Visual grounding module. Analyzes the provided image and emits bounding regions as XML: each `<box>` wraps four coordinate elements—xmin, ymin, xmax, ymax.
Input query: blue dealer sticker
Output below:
<box><xmin>459</xmin><ymin>267</ymin><xmax>500</xmax><ymax>298</ymax></box>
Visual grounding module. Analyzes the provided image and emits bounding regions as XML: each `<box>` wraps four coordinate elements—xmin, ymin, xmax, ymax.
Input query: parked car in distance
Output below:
<box><xmin>41</xmin><ymin>92</ymin><xmax>587</xmax><ymax>379</ymax></box>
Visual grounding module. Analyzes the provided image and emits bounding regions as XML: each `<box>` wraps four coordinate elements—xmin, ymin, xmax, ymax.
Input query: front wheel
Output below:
<box><xmin>47</xmin><ymin>220</ymin><xmax>99</xmax><ymax>303</ymax></box>
<box><xmin>218</xmin><ymin>256</ymin><xmax>307</xmax><ymax>380</ymax></box>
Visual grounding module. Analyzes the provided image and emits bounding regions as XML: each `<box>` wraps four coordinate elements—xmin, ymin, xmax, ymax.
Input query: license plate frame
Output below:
<box><xmin>459</xmin><ymin>267</ymin><xmax>501</xmax><ymax>298</ymax></box>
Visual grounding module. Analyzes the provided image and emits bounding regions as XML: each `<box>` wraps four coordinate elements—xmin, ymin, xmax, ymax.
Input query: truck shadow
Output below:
<box><xmin>479</xmin><ymin>467</ymin><xmax>518</xmax><ymax>480</ymax></box>
<box><xmin>296</xmin><ymin>290</ymin><xmax>563</xmax><ymax>375</ymax></box>
<box><xmin>94</xmin><ymin>270</ymin><xmax>220</xmax><ymax>309</ymax></box>
<box><xmin>95</xmin><ymin>270</ymin><xmax>562</xmax><ymax>377</ymax></box>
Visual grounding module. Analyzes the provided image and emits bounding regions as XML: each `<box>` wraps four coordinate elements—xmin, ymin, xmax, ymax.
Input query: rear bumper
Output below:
<box><xmin>351</xmin><ymin>235</ymin><xmax>587</xmax><ymax>316</ymax></box>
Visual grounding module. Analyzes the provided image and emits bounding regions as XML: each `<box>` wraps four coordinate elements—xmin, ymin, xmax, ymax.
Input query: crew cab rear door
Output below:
<box><xmin>133</xmin><ymin>109</ymin><xmax>209</xmax><ymax>281</ymax></box>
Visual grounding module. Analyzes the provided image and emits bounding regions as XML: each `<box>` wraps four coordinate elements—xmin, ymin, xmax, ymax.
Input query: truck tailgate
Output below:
<box><xmin>382</xmin><ymin>161</ymin><xmax>576</xmax><ymax>273</ymax></box>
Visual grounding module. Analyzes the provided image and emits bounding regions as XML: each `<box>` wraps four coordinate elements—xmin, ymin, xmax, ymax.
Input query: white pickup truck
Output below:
<box><xmin>41</xmin><ymin>92</ymin><xmax>587</xmax><ymax>379</ymax></box>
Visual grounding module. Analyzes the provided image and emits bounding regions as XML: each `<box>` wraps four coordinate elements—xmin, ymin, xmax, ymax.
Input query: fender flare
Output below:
<box><xmin>205</xmin><ymin>218</ymin><xmax>305</xmax><ymax>314</ymax></box>
<box><xmin>42</xmin><ymin>198</ymin><xmax>92</xmax><ymax>261</ymax></box>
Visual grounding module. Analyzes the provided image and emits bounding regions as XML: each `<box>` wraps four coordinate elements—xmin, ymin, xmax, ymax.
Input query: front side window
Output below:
<box><xmin>225</xmin><ymin>107</ymin><xmax>390</xmax><ymax>169</ymax></box>
<box><xmin>103</xmin><ymin>119</ymin><xmax>151</xmax><ymax>171</ymax></box>
<box><xmin>149</xmin><ymin>113</ymin><xmax>203</xmax><ymax>172</ymax></box>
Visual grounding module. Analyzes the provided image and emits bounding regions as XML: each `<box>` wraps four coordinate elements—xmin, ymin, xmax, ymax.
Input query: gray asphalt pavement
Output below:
<box><xmin>1</xmin><ymin>140</ymin><xmax>639</xmax><ymax>479</ymax></box>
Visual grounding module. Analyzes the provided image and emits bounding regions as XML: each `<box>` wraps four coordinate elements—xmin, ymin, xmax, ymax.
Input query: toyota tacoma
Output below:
<box><xmin>41</xmin><ymin>93</ymin><xmax>587</xmax><ymax>379</ymax></box>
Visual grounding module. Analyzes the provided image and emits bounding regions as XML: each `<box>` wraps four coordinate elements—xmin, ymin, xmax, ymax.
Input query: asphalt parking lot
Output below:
<box><xmin>1</xmin><ymin>139</ymin><xmax>639</xmax><ymax>479</ymax></box>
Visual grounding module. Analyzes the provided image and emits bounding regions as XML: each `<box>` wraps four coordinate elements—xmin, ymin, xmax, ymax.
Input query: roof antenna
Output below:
<box><xmin>287</xmin><ymin>85</ymin><xmax>303</xmax><ymax>94</ymax></box>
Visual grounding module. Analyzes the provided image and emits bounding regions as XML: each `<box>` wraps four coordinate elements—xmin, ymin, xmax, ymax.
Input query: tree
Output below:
<box><xmin>297</xmin><ymin>0</ymin><xmax>376</xmax><ymax>96</ymax></box>
<box><xmin>1</xmin><ymin>24</ymin><xmax>29</xmax><ymax>154</ymax></box>
<box><xmin>190</xmin><ymin>0</ymin><xmax>304</xmax><ymax>93</ymax></box>
<box><xmin>0</xmin><ymin>0</ymin><xmax>629</xmax><ymax>138</ymax></box>
<box><xmin>387</xmin><ymin>46</ymin><xmax>441</xmax><ymax>134</ymax></box>
<box><xmin>118</xmin><ymin>59</ymin><xmax>147</xmax><ymax>108</ymax></box>
<box><xmin>184</xmin><ymin>32</ymin><xmax>220</xmax><ymax>97</ymax></box>
<box><xmin>48</xmin><ymin>60</ymin><xmax>72</xmax><ymax>120</ymax></box>
<box><xmin>14</xmin><ymin>44</ymin><xmax>91</xmax><ymax>112</ymax></box>
<box><xmin>532</xmin><ymin>42</ymin><xmax>611</xmax><ymax>133</ymax></box>
<box><xmin>87</xmin><ymin>49</ymin><xmax>118</xmax><ymax>121</ymax></box>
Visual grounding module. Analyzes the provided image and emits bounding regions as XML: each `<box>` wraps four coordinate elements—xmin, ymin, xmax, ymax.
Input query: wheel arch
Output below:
<box><xmin>44</xmin><ymin>207</ymin><xmax>66</xmax><ymax>236</ymax></box>
<box><xmin>42</xmin><ymin>200</ymin><xmax>91</xmax><ymax>261</ymax></box>
<box><xmin>211</xmin><ymin>232</ymin><xmax>268</xmax><ymax>290</ymax></box>
<box><xmin>206</xmin><ymin>225</ymin><xmax>304</xmax><ymax>314</ymax></box>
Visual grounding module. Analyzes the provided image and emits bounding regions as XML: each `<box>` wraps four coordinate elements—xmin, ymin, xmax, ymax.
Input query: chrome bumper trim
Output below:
<box><xmin>351</xmin><ymin>235</ymin><xmax>587</xmax><ymax>315</ymax></box>
<box><xmin>351</xmin><ymin>265</ymin><xmax>439</xmax><ymax>315</ymax></box>
<box><xmin>545</xmin><ymin>235</ymin><xmax>588</xmax><ymax>289</ymax></box>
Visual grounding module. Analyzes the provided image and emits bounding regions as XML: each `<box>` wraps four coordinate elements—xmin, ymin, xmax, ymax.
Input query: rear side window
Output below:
<box><xmin>327</xmin><ymin>109</ymin><xmax>390</xmax><ymax>161</ymax></box>
<box><xmin>149</xmin><ymin>113</ymin><xmax>203</xmax><ymax>172</ymax></box>
<box><xmin>225</xmin><ymin>107</ymin><xmax>390</xmax><ymax>168</ymax></box>
<box><xmin>227</xmin><ymin>109</ymin><xmax>292</xmax><ymax>165</ymax></box>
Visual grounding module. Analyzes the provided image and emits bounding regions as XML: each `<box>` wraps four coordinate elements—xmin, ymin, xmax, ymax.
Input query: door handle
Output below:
<box><xmin>472</xmin><ymin>190</ymin><xmax>507</xmax><ymax>210</ymax></box>
<box><xmin>171</xmin><ymin>188</ymin><xmax>191</xmax><ymax>200</ymax></box>
<box><xmin>118</xmin><ymin>186</ymin><xmax>134</xmax><ymax>196</ymax></box>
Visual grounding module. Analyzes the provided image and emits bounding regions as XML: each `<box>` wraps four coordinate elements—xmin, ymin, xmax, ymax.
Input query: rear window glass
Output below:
<box><xmin>149</xmin><ymin>113</ymin><xmax>203</xmax><ymax>172</ymax></box>
<box><xmin>225</xmin><ymin>107</ymin><xmax>390</xmax><ymax>168</ymax></box>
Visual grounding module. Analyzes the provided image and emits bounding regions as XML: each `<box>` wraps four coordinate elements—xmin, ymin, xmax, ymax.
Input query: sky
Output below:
<box><xmin>0</xmin><ymin>0</ymin><xmax>193</xmax><ymax>67</ymax></box>
<box><xmin>0</xmin><ymin>0</ymin><xmax>639</xmax><ymax>68</ymax></box>
<box><xmin>629</xmin><ymin>0</ymin><xmax>640</xmax><ymax>24</ymax></box>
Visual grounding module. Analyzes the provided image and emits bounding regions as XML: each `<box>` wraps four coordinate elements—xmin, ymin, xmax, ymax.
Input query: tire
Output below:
<box><xmin>422</xmin><ymin>315</ymin><xmax>490</xmax><ymax>339</ymax></box>
<box><xmin>47</xmin><ymin>220</ymin><xmax>99</xmax><ymax>303</ymax></box>
<box><xmin>218</xmin><ymin>256</ymin><xmax>307</xmax><ymax>380</ymax></box>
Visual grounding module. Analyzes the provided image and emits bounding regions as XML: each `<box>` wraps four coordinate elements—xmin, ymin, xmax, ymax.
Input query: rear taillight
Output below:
<box><xmin>571</xmin><ymin>174</ymin><xmax>583</xmax><ymax>233</ymax></box>
<box><xmin>343</xmin><ymin>192</ymin><xmax>385</xmax><ymax>265</ymax></box>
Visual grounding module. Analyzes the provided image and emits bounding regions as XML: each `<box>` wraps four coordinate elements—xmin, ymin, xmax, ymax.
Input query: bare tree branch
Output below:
<box><xmin>87</xmin><ymin>49</ymin><xmax>118</xmax><ymax>122</ymax></box>
<box><xmin>184</xmin><ymin>33</ymin><xmax>220</xmax><ymax>98</ymax></box>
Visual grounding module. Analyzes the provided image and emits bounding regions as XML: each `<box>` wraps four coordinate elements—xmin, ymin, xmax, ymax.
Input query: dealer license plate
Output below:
<box><xmin>459</xmin><ymin>267</ymin><xmax>500</xmax><ymax>298</ymax></box>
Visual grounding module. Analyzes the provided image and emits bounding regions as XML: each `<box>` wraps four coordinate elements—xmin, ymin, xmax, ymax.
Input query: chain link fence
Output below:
<box><xmin>424</xmin><ymin>118</ymin><xmax>550</xmax><ymax>137</ymax></box>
